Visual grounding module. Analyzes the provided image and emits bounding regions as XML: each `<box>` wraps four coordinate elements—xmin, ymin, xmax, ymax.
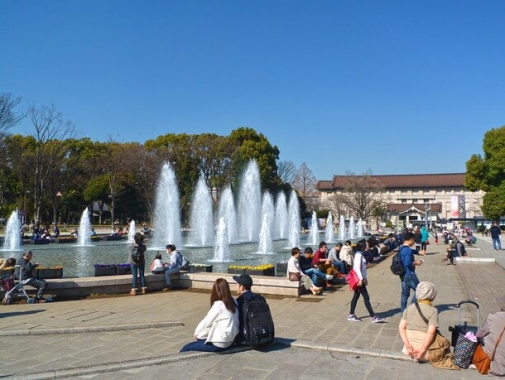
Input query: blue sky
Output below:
<box><xmin>1</xmin><ymin>1</ymin><xmax>504</xmax><ymax>180</ymax></box>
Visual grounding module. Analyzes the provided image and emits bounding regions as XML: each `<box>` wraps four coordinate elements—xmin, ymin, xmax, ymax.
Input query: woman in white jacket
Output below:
<box><xmin>180</xmin><ymin>278</ymin><xmax>239</xmax><ymax>352</ymax></box>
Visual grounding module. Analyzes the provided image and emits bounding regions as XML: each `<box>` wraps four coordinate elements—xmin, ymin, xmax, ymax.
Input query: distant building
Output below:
<box><xmin>315</xmin><ymin>173</ymin><xmax>485</xmax><ymax>229</ymax></box>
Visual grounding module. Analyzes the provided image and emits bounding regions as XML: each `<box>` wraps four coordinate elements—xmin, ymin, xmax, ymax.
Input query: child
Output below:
<box><xmin>150</xmin><ymin>252</ymin><xmax>164</xmax><ymax>274</ymax></box>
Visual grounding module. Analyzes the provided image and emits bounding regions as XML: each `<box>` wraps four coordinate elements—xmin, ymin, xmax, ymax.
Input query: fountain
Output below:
<box><xmin>237</xmin><ymin>160</ymin><xmax>262</xmax><ymax>242</ymax></box>
<box><xmin>212</xmin><ymin>217</ymin><xmax>231</xmax><ymax>262</ymax></box>
<box><xmin>77</xmin><ymin>208</ymin><xmax>92</xmax><ymax>246</ymax></box>
<box><xmin>325</xmin><ymin>211</ymin><xmax>334</xmax><ymax>243</ymax></box>
<box><xmin>349</xmin><ymin>216</ymin><xmax>356</xmax><ymax>239</ymax></box>
<box><xmin>217</xmin><ymin>186</ymin><xmax>237</xmax><ymax>243</ymax></box>
<box><xmin>188</xmin><ymin>175</ymin><xmax>214</xmax><ymax>247</ymax></box>
<box><xmin>274</xmin><ymin>191</ymin><xmax>288</xmax><ymax>240</ymax></box>
<box><xmin>357</xmin><ymin>218</ymin><xmax>364</xmax><ymax>237</ymax></box>
<box><xmin>308</xmin><ymin>211</ymin><xmax>319</xmax><ymax>245</ymax></box>
<box><xmin>152</xmin><ymin>162</ymin><xmax>182</xmax><ymax>248</ymax></box>
<box><xmin>2</xmin><ymin>210</ymin><xmax>21</xmax><ymax>251</ymax></box>
<box><xmin>287</xmin><ymin>190</ymin><xmax>300</xmax><ymax>248</ymax></box>
<box><xmin>257</xmin><ymin>213</ymin><xmax>274</xmax><ymax>254</ymax></box>
<box><xmin>338</xmin><ymin>215</ymin><xmax>345</xmax><ymax>241</ymax></box>
<box><xmin>127</xmin><ymin>220</ymin><xmax>136</xmax><ymax>243</ymax></box>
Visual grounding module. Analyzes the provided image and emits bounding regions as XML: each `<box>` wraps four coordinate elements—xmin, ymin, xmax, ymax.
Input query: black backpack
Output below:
<box><xmin>242</xmin><ymin>295</ymin><xmax>275</xmax><ymax>347</ymax></box>
<box><xmin>131</xmin><ymin>245</ymin><xmax>145</xmax><ymax>264</ymax></box>
<box><xmin>390</xmin><ymin>247</ymin><xmax>406</xmax><ymax>276</ymax></box>
<box><xmin>457</xmin><ymin>241</ymin><xmax>467</xmax><ymax>256</ymax></box>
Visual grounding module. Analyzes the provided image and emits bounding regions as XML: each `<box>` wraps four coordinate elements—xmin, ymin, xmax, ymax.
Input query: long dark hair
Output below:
<box><xmin>210</xmin><ymin>278</ymin><xmax>236</xmax><ymax>313</ymax></box>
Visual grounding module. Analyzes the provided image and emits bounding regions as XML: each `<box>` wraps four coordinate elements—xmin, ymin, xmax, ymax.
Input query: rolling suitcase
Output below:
<box><xmin>449</xmin><ymin>300</ymin><xmax>481</xmax><ymax>369</ymax></box>
<box><xmin>448</xmin><ymin>300</ymin><xmax>481</xmax><ymax>346</ymax></box>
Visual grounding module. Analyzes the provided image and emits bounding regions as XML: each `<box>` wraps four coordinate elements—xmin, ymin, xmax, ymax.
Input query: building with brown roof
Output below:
<box><xmin>315</xmin><ymin>173</ymin><xmax>484</xmax><ymax>229</ymax></box>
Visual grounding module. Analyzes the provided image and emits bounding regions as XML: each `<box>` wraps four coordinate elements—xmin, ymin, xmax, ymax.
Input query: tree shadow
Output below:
<box><xmin>0</xmin><ymin>309</ymin><xmax>45</xmax><ymax>319</ymax></box>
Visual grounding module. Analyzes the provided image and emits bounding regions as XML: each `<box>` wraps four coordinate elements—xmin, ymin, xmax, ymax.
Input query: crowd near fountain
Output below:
<box><xmin>0</xmin><ymin>159</ymin><xmax>366</xmax><ymax>277</ymax></box>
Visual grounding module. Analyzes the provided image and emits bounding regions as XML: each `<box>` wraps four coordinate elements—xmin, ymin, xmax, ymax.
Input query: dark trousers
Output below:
<box><xmin>26</xmin><ymin>278</ymin><xmax>47</xmax><ymax>299</ymax></box>
<box><xmin>350</xmin><ymin>284</ymin><xmax>375</xmax><ymax>316</ymax></box>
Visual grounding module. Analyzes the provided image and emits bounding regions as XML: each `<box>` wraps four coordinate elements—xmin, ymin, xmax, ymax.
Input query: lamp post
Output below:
<box><xmin>55</xmin><ymin>191</ymin><xmax>62</xmax><ymax>225</ymax></box>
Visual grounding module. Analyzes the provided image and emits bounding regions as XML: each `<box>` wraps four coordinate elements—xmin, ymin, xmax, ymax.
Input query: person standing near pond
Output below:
<box><xmin>130</xmin><ymin>232</ymin><xmax>147</xmax><ymax>296</ymax></box>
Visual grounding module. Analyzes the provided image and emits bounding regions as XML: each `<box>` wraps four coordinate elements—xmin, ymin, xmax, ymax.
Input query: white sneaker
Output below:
<box><xmin>326</xmin><ymin>274</ymin><xmax>334</xmax><ymax>280</ymax></box>
<box><xmin>347</xmin><ymin>314</ymin><xmax>361</xmax><ymax>322</ymax></box>
<box><xmin>371</xmin><ymin>316</ymin><xmax>385</xmax><ymax>323</ymax></box>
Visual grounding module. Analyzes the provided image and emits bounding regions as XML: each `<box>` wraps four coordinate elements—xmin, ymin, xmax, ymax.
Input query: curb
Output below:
<box><xmin>8</xmin><ymin>338</ymin><xmax>411</xmax><ymax>379</ymax></box>
<box><xmin>0</xmin><ymin>321</ymin><xmax>183</xmax><ymax>336</ymax></box>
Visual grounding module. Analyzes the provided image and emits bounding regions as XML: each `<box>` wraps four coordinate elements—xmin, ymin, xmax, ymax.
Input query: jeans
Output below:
<box><xmin>401</xmin><ymin>272</ymin><xmax>419</xmax><ymax>312</ymax></box>
<box><xmin>492</xmin><ymin>237</ymin><xmax>502</xmax><ymax>250</ymax></box>
<box><xmin>303</xmin><ymin>268</ymin><xmax>327</xmax><ymax>285</ymax></box>
<box><xmin>26</xmin><ymin>278</ymin><xmax>47</xmax><ymax>299</ymax></box>
<box><xmin>350</xmin><ymin>285</ymin><xmax>375</xmax><ymax>316</ymax></box>
<box><xmin>448</xmin><ymin>250</ymin><xmax>459</xmax><ymax>264</ymax></box>
<box><xmin>179</xmin><ymin>339</ymin><xmax>227</xmax><ymax>352</ymax></box>
<box><xmin>131</xmin><ymin>262</ymin><xmax>145</xmax><ymax>288</ymax></box>
<box><xmin>164</xmin><ymin>266</ymin><xmax>181</xmax><ymax>287</ymax></box>
<box><xmin>332</xmin><ymin>260</ymin><xmax>347</xmax><ymax>274</ymax></box>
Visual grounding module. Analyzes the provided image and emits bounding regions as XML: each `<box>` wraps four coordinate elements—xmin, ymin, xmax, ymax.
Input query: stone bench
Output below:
<box><xmin>38</xmin><ymin>272</ymin><xmax>303</xmax><ymax>298</ymax></box>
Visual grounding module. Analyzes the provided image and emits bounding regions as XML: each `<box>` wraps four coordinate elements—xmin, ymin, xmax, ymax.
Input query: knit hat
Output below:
<box><xmin>415</xmin><ymin>281</ymin><xmax>437</xmax><ymax>301</ymax></box>
<box><xmin>496</xmin><ymin>295</ymin><xmax>505</xmax><ymax>311</ymax></box>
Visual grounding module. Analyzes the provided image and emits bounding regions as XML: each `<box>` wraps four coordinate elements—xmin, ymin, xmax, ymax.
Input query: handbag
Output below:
<box><xmin>472</xmin><ymin>326</ymin><xmax>505</xmax><ymax>374</ymax></box>
<box><xmin>453</xmin><ymin>333</ymin><xmax>477</xmax><ymax>368</ymax></box>
<box><xmin>288</xmin><ymin>272</ymin><xmax>301</xmax><ymax>282</ymax></box>
<box><xmin>345</xmin><ymin>269</ymin><xmax>360</xmax><ymax>291</ymax></box>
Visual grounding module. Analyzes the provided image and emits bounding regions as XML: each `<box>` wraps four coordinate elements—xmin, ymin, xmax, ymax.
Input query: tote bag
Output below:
<box><xmin>345</xmin><ymin>269</ymin><xmax>360</xmax><ymax>291</ymax></box>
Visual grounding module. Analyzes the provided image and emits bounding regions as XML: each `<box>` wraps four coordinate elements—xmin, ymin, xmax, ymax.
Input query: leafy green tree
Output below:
<box><xmin>466</xmin><ymin>126</ymin><xmax>505</xmax><ymax>219</ymax></box>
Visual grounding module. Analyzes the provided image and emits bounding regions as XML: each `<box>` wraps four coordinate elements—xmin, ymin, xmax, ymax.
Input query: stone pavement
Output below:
<box><xmin>1</xmin><ymin>233</ymin><xmax>503</xmax><ymax>379</ymax></box>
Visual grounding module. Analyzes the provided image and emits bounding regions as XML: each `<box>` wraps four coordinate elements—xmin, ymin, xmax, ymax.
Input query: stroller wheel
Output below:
<box><xmin>27</xmin><ymin>298</ymin><xmax>35</xmax><ymax>304</ymax></box>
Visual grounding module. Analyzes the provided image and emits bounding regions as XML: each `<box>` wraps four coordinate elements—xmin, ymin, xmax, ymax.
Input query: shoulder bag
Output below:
<box><xmin>472</xmin><ymin>326</ymin><xmax>505</xmax><ymax>375</ymax></box>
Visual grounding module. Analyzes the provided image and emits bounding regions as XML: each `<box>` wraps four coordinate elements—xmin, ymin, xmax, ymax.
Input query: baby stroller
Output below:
<box><xmin>1</xmin><ymin>265</ymin><xmax>35</xmax><ymax>304</ymax></box>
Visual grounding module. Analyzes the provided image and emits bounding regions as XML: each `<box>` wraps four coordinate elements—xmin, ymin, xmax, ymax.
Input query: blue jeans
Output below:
<box><xmin>179</xmin><ymin>339</ymin><xmax>227</xmax><ymax>352</ymax></box>
<box><xmin>164</xmin><ymin>266</ymin><xmax>181</xmax><ymax>287</ymax></box>
<box><xmin>131</xmin><ymin>262</ymin><xmax>145</xmax><ymax>288</ymax></box>
<box><xmin>332</xmin><ymin>260</ymin><xmax>347</xmax><ymax>274</ymax></box>
<box><xmin>492</xmin><ymin>237</ymin><xmax>502</xmax><ymax>250</ymax></box>
<box><xmin>304</xmin><ymin>268</ymin><xmax>327</xmax><ymax>285</ymax></box>
<box><xmin>400</xmin><ymin>272</ymin><xmax>419</xmax><ymax>312</ymax></box>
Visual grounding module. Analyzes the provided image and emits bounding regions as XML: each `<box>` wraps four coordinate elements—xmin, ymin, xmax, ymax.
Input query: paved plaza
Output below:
<box><xmin>1</xmin><ymin>233</ymin><xmax>504</xmax><ymax>379</ymax></box>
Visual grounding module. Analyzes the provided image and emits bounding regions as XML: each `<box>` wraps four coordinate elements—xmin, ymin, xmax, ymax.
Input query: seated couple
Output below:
<box><xmin>149</xmin><ymin>244</ymin><xmax>182</xmax><ymax>291</ymax></box>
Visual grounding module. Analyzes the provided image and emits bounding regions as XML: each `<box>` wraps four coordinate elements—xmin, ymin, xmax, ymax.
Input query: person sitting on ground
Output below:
<box><xmin>341</xmin><ymin>240</ymin><xmax>354</xmax><ymax>271</ymax></box>
<box><xmin>0</xmin><ymin>257</ymin><xmax>16</xmax><ymax>270</ymax></box>
<box><xmin>233</xmin><ymin>273</ymin><xmax>265</xmax><ymax>344</ymax></box>
<box><xmin>180</xmin><ymin>278</ymin><xmax>239</xmax><ymax>352</ymax></box>
<box><xmin>328</xmin><ymin>243</ymin><xmax>347</xmax><ymax>275</ymax></box>
<box><xmin>383</xmin><ymin>233</ymin><xmax>397</xmax><ymax>253</ymax></box>
<box><xmin>162</xmin><ymin>244</ymin><xmax>182</xmax><ymax>291</ymax></box>
<box><xmin>299</xmin><ymin>247</ymin><xmax>331</xmax><ymax>287</ymax></box>
<box><xmin>287</xmin><ymin>247</ymin><xmax>322</xmax><ymax>295</ymax></box>
<box><xmin>363</xmin><ymin>237</ymin><xmax>381</xmax><ymax>263</ymax></box>
<box><xmin>444</xmin><ymin>243</ymin><xmax>458</xmax><ymax>265</ymax></box>
<box><xmin>399</xmin><ymin>281</ymin><xmax>458</xmax><ymax>369</ymax></box>
<box><xmin>14</xmin><ymin>251</ymin><xmax>48</xmax><ymax>303</ymax></box>
<box><xmin>475</xmin><ymin>295</ymin><xmax>505</xmax><ymax>376</ymax></box>
<box><xmin>150</xmin><ymin>252</ymin><xmax>165</xmax><ymax>274</ymax></box>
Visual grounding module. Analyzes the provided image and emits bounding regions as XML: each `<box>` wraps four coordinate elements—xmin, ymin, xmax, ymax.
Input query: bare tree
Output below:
<box><xmin>292</xmin><ymin>162</ymin><xmax>317</xmax><ymax>197</ymax></box>
<box><xmin>28</xmin><ymin>104</ymin><xmax>75</xmax><ymax>225</ymax></box>
<box><xmin>0</xmin><ymin>93</ymin><xmax>23</xmax><ymax>139</ymax></box>
<box><xmin>277</xmin><ymin>160</ymin><xmax>296</xmax><ymax>184</ymax></box>
<box><xmin>343</xmin><ymin>169</ymin><xmax>385</xmax><ymax>220</ymax></box>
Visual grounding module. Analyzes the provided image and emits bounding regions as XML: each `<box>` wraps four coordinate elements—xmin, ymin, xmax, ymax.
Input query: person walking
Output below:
<box><xmin>400</xmin><ymin>231</ymin><xmax>425</xmax><ymax>312</ymax></box>
<box><xmin>347</xmin><ymin>240</ymin><xmax>385</xmax><ymax>323</ymax></box>
<box><xmin>130</xmin><ymin>232</ymin><xmax>147</xmax><ymax>295</ymax></box>
<box><xmin>490</xmin><ymin>221</ymin><xmax>502</xmax><ymax>251</ymax></box>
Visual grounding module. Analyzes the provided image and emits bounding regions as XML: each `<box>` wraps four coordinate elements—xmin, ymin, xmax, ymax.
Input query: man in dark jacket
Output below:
<box><xmin>14</xmin><ymin>250</ymin><xmax>47</xmax><ymax>303</ymax></box>
<box><xmin>233</xmin><ymin>274</ymin><xmax>264</xmax><ymax>343</ymax></box>
<box><xmin>490</xmin><ymin>221</ymin><xmax>502</xmax><ymax>251</ymax></box>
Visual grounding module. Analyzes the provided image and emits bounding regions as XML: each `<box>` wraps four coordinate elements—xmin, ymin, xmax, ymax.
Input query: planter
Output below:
<box><xmin>275</xmin><ymin>262</ymin><xmax>288</xmax><ymax>277</ymax></box>
<box><xmin>227</xmin><ymin>267</ymin><xmax>275</xmax><ymax>276</ymax></box>
<box><xmin>37</xmin><ymin>267</ymin><xmax>63</xmax><ymax>279</ymax></box>
<box><xmin>94</xmin><ymin>265</ymin><xmax>117</xmax><ymax>277</ymax></box>
<box><xmin>189</xmin><ymin>265</ymin><xmax>213</xmax><ymax>273</ymax></box>
<box><xmin>116</xmin><ymin>264</ymin><xmax>132</xmax><ymax>275</ymax></box>
<box><xmin>56</xmin><ymin>237</ymin><xmax>77</xmax><ymax>244</ymax></box>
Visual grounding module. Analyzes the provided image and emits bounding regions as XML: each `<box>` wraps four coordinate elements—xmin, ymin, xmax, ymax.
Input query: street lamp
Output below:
<box><xmin>55</xmin><ymin>191</ymin><xmax>62</xmax><ymax>225</ymax></box>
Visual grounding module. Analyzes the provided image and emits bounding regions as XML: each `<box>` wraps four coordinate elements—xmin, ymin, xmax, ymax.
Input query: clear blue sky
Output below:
<box><xmin>1</xmin><ymin>1</ymin><xmax>504</xmax><ymax>180</ymax></box>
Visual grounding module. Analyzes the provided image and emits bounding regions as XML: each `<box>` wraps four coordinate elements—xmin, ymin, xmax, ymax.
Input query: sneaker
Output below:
<box><xmin>371</xmin><ymin>316</ymin><xmax>385</xmax><ymax>323</ymax></box>
<box><xmin>162</xmin><ymin>287</ymin><xmax>171</xmax><ymax>292</ymax></box>
<box><xmin>325</xmin><ymin>274</ymin><xmax>333</xmax><ymax>280</ymax></box>
<box><xmin>347</xmin><ymin>314</ymin><xmax>361</xmax><ymax>322</ymax></box>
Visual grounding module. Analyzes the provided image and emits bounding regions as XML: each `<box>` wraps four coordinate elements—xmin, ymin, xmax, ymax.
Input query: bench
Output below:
<box><xmin>39</xmin><ymin>272</ymin><xmax>303</xmax><ymax>299</ymax></box>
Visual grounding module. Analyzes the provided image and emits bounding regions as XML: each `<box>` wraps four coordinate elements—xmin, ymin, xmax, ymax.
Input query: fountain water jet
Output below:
<box><xmin>274</xmin><ymin>192</ymin><xmax>288</xmax><ymax>240</ymax></box>
<box><xmin>2</xmin><ymin>210</ymin><xmax>21</xmax><ymax>251</ymax></box>
<box><xmin>217</xmin><ymin>186</ymin><xmax>237</xmax><ymax>243</ymax></box>
<box><xmin>237</xmin><ymin>161</ymin><xmax>261</xmax><ymax>242</ymax></box>
<box><xmin>349</xmin><ymin>216</ymin><xmax>356</xmax><ymax>239</ymax></box>
<box><xmin>287</xmin><ymin>190</ymin><xmax>300</xmax><ymax>248</ymax></box>
<box><xmin>152</xmin><ymin>163</ymin><xmax>182</xmax><ymax>248</ymax></box>
<box><xmin>188</xmin><ymin>175</ymin><xmax>214</xmax><ymax>247</ymax></box>
<box><xmin>338</xmin><ymin>215</ymin><xmax>345</xmax><ymax>241</ymax></box>
<box><xmin>325</xmin><ymin>212</ymin><xmax>334</xmax><ymax>243</ymax></box>
<box><xmin>127</xmin><ymin>220</ymin><xmax>136</xmax><ymax>243</ymax></box>
<box><xmin>77</xmin><ymin>208</ymin><xmax>92</xmax><ymax>246</ymax></box>
<box><xmin>357</xmin><ymin>218</ymin><xmax>364</xmax><ymax>237</ymax></box>
<box><xmin>309</xmin><ymin>211</ymin><xmax>319</xmax><ymax>245</ymax></box>
<box><xmin>212</xmin><ymin>217</ymin><xmax>231</xmax><ymax>262</ymax></box>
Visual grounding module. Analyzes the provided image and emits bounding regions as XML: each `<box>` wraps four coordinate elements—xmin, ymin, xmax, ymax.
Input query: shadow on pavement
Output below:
<box><xmin>0</xmin><ymin>309</ymin><xmax>45</xmax><ymax>318</ymax></box>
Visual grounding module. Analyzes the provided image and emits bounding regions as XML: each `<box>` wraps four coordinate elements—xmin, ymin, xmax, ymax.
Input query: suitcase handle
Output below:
<box><xmin>457</xmin><ymin>300</ymin><xmax>479</xmax><ymax>309</ymax></box>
